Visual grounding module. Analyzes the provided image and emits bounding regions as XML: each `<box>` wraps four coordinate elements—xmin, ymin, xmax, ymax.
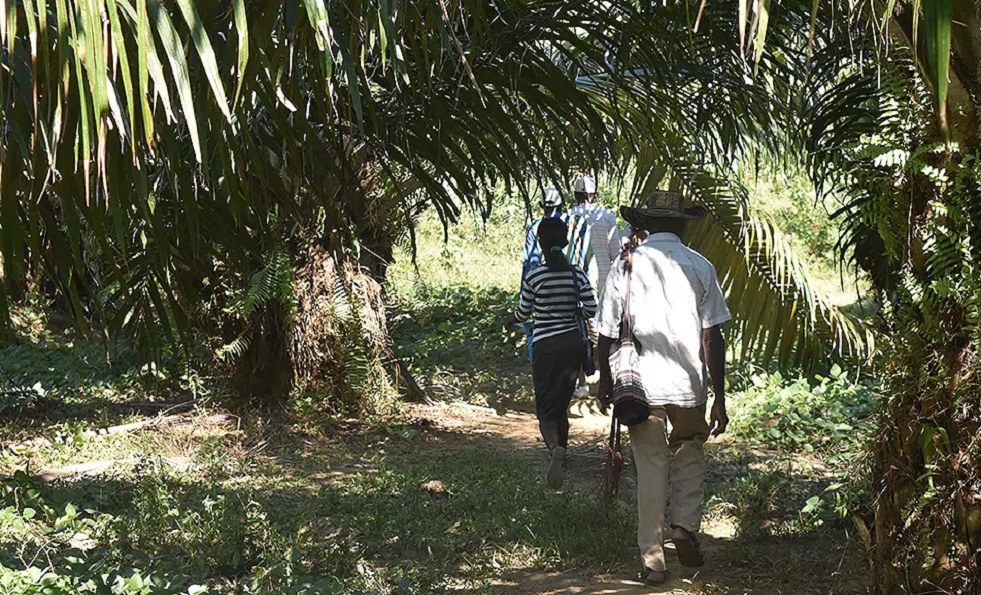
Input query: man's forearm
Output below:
<box><xmin>702</xmin><ymin>326</ymin><xmax>725</xmax><ymax>399</ymax></box>
<box><xmin>598</xmin><ymin>335</ymin><xmax>616</xmax><ymax>380</ymax></box>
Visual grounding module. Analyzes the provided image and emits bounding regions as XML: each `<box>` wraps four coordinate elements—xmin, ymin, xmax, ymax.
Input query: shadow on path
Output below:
<box><xmin>12</xmin><ymin>402</ymin><xmax>870</xmax><ymax>594</ymax></box>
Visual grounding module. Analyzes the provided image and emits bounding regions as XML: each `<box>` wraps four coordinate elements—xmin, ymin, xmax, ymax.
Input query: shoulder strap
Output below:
<box><xmin>621</xmin><ymin>266</ymin><xmax>633</xmax><ymax>341</ymax></box>
<box><xmin>569</xmin><ymin>267</ymin><xmax>591</xmax><ymax>346</ymax></box>
<box><xmin>570</xmin><ymin>266</ymin><xmax>585</xmax><ymax>314</ymax></box>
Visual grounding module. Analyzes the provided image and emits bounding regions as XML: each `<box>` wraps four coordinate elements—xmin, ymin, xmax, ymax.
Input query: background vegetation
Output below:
<box><xmin>0</xmin><ymin>179</ymin><xmax>880</xmax><ymax>591</ymax></box>
<box><xmin>1</xmin><ymin>0</ymin><xmax>980</xmax><ymax>592</ymax></box>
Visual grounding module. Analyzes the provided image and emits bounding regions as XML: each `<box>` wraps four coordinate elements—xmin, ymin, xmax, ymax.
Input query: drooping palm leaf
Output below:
<box><xmin>684</xmin><ymin>171</ymin><xmax>874</xmax><ymax>367</ymax></box>
<box><xmin>0</xmin><ymin>0</ymin><xmax>714</xmax><ymax>353</ymax></box>
<box><xmin>0</xmin><ymin>0</ymin><xmax>889</xmax><ymax>375</ymax></box>
<box><xmin>630</xmin><ymin>152</ymin><xmax>875</xmax><ymax>368</ymax></box>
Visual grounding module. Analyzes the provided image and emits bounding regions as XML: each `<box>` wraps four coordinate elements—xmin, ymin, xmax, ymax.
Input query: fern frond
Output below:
<box><xmin>227</xmin><ymin>242</ymin><xmax>295</xmax><ymax>322</ymax></box>
<box><xmin>216</xmin><ymin>328</ymin><xmax>254</xmax><ymax>362</ymax></box>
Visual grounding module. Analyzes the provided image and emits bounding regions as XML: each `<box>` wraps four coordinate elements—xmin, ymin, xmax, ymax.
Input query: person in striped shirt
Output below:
<box><xmin>519</xmin><ymin>187</ymin><xmax>593</xmax><ymax>363</ymax></box>
<box><xmin>512</xmin><ymin>217</ymin><xmax>598</xmax><ymax>490</ymax></box>
<box><xmin>522</xmin><ymin>187</ymin><xmax>593</xmax><ymax>281</ymax></box>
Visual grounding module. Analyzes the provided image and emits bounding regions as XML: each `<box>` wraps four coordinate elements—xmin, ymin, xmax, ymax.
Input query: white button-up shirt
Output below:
<box><xmin>569</xmin><ymin>203</ymin><xmax>621</xmax><ymax>296</ymax></box>
<box><xmin>597</xmin><ymin>232</ymin><xmax>732</xmax><ymax>407</ymax></box>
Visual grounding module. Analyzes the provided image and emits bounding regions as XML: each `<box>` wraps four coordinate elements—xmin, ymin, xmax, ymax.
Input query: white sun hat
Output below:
<box><xmin>541</xmin><ymin>186</ymin><xmax>563</xmax><ymax>208</ymax></box>
<box><xmin>573</xmin><ymin>175</ymin><xmax>597</xmax><ymax>194</ymax></box>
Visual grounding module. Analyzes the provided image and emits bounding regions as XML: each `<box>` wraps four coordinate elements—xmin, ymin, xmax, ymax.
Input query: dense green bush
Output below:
<box><xmin>728</xmin><ymin>366</ymin><xmax>879</xmax><ymax>454</ymax></box>
<box><xmin>0</xmin><ymin>468</ymin><xmax>360</xmax><ymax>594</ymax></box>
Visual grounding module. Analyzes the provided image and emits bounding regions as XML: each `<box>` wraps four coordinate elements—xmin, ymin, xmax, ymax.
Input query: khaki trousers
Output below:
<box><xmin>627</xmin><ymin>404</ymin><xmax>709</xmax><ymax>572</ymax></box>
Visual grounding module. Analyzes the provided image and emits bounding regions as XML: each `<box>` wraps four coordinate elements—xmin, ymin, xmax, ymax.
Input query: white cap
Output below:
<box><xmin>574</xmin><ymin>175</ymin><xmax>597</xmax><ymax>194</ymax></box>
<box><xmin>541</xmin><ymin>186</ymin><xmax>563</xmax><ymax>208</ymax></box>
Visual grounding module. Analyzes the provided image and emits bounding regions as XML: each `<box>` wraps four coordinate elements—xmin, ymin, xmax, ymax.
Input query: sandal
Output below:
<box><xmin>641</xmin><ymin>568</ymin><xmax>667</xmax><ymax>586</ymax></box>
<box><xmin>671</xmin><ymin>525</ymin><xmax>705</xmax><ymax>568</ymax></box>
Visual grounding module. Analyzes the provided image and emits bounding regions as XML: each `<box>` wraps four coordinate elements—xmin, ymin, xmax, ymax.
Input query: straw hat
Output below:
<box><xmin>620</xmin><ymin>190</ymin><xmax>706</xmax><ymax>227</ymax></box>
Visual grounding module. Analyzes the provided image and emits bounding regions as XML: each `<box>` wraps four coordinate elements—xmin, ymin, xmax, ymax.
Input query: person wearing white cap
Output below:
<box><xmin>519</xmin><ymin>186</ymin><xmax>593</xmax><ymax>362</ymax></box>
<box><xmin>568</xmin><ymin>175</ymin><xmax>621</xmax><ymax>298</ymax></box>
<box><xmin>568</xmin><ymin>175</ymin><xmax>622</xmax><ymax>398</ymax></box>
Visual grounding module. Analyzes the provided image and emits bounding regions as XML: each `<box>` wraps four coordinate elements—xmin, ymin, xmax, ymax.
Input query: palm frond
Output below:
<box><xmin>0</xmin><ymin>0</ymin><xmax>884</xmax><ymax>373</ymax></box>
<box><xmin>642</xmin><ymin>156</ymin><xmax>875</xmax><ymax>367</ymax></box>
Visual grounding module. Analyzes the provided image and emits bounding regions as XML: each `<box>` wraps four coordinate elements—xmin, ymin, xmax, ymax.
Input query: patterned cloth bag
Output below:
<box><xmin>608</xmin><ymin>265</ymin><xmax>651</xmax><ymax>426</ymax></box>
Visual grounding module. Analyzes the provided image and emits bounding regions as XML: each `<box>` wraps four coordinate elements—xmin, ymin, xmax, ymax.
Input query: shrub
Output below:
<box><xmin>728</xmin><ymin>365</ymin><xmax>879</xmax><ymax>455</ymax></box>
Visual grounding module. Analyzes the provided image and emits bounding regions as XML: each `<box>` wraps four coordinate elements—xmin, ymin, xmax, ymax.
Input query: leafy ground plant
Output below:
<box><xmin>727</xmin><ymin>366</ymin><xmax>879</xmax><ymax>454</ymax></box>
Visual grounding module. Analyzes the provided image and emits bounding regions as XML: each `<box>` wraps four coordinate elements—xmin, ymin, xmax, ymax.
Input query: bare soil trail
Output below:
<box><xmin>402</xmin><ymin>401</ymin><xmax>869</xmax><ymax>595</ymax></box>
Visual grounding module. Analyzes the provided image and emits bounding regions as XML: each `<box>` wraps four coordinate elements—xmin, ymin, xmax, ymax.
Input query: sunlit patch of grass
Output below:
<box><xmin>323</xmin><ymin>449</ymin><xmax>633</xmax><ymax>572</ymax></box>
<box><xmin>389</xmin><ymin>285</ymin><xmax>532</xmax><ymax>407</ymax></box>
<box><xmin>740</xmin><ymin>168</ymin><xmax>872</xmax><ymax>308</ymax></box>
<box><xmin>388</xmin><ymin>200</ymin><xmax>528</xmax><ymax>298</ymax></box>
<box><xmin>703</xmin><ymin>443</ymin><xmax>855</xmax><ymax>543</ymax></box>
<box><xmin>388</xmin><ymin>207</ymin><xmax>538</xmax><ymax>409</ymax></box>
<box><xmin>0</xmin><ymin>417</ymin><xmax>637</xmax><ymax>594</ymax></box>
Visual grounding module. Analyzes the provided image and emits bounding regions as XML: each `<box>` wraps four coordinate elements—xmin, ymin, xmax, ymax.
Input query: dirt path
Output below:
<box><xmin>403</xmin><ymin>401</ymin><xmax>869</xmax><ymax>595</ymax></box>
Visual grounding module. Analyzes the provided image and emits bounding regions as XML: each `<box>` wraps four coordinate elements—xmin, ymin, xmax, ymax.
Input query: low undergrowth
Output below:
<box><xmin>727</xmin><ymin>366</ymin><xmax>879</xmax><ymax>455</ymax></box>
<box><xmin>389</xmin><ymin>285</ymin><xmax>530</xmax><ymax>407</ymax></box>
<box><xmin>0</xmin><ymin>426</ymin><xmax>636</xmax><ymax>594</ymax></box>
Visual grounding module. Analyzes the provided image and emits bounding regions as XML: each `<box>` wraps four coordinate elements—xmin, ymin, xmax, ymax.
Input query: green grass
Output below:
<box><xmin>0</xmin><ymin>171</ymin><xmax>879</xmax><ymax>594</ymax></box>
<box><xmin>0</xmin><ymin>310</ymin><xmax>202</xmax><ymax>483</ymax></box>
<box><xmin>0</xmin><ymin>416</ymin><xmax>639</xmax><ymax>594</ymax></box>
<box><xmin>0</xmin><ymin>395</ymin><xmax>866</xmax><ymax>595</ymax></box>
<box><xmin>389</xmin><ymin>285</ymin><xmax>531</xmax><ymax>408</ymax></box>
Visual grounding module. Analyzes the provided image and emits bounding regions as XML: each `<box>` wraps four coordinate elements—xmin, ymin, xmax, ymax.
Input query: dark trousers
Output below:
<box><xmin>532</xmin><ymin>330</ymin><xmax>585</xmax><ymax>450</ymax></box>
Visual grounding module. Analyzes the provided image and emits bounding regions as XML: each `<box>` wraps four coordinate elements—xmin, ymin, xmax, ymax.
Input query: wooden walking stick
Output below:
<box><xmin>602</xmin><ymin>414</ymin><xmax>624</xmax><ymax>500</ymax></box>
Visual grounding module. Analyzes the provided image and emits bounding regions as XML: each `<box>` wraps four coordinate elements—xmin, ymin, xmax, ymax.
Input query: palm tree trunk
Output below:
<box><xmin>232</xmin><ymin>301</ymin><xmax>294</xmax><ymax>410</ymax></box>
<box><xmin>867</xmin><ymin>22</ymin><xmax>981</xmax><ymax>583</ymax></box>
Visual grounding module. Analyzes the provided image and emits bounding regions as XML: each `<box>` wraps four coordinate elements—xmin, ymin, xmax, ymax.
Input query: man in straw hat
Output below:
<box><xmin>595</xmin><ymin>190</ymin><xmax>731</xmax><ymax>586</ymax></box>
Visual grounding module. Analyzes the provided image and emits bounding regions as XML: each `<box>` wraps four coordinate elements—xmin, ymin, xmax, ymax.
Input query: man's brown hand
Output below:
<box><xmin>596</xmin><ymin>375</ymin><xmax>613</xmax><ymax>413</ymax></box>
<box><xmin>702</xmin><ymin>325</ymin><xmax>727</xmax><ymax>437</ymax></box>
<box><xmin>710</xmin><ymin>398</ymin><xmax>728</xmax><ymax>437</ymax></box>
<box><xmin>596</xmin><ymin>335</ymin><xmax>617</xmax><ymax>414</ymax></box>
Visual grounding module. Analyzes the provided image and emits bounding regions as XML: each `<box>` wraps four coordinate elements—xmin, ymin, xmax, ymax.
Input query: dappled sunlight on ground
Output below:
<box><xmin>0</xmin><ymin>350</ymin><xmax>869</xmax><ymax>593</ymax></box>
<box><xmin>394</xmin><ymin>403</ymin><xmax>869</xmax><ymax>594</ymax></box>
<box><xmin>0</xmin><ymin>396</ymin><xmax>870</xmax><ymax>593</ymax></box>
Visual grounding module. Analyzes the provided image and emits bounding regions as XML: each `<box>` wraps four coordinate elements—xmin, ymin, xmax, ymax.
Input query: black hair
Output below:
<box><xmin>538</xmin><ymin>218</ymin><xmax>571</xmax><ymax>271</ymax></box>
<box><xmin>639</xmin><ymin>218</ymin><xmax>686</xmax><ymax>236</ymax></box>
<box><xmin>574</xmin><ymin>191</ymin><xmax>589</xmax><ymax>205</ymax></box>
<box><xmin>544</xmin><ymin>246</ymin><xmax>571</xmax><ymax>270</ymax></box>
<box><xmin>620</xmin><ymin>231</ymin><xmax>646</xmax><ymax>271</ymax></box>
